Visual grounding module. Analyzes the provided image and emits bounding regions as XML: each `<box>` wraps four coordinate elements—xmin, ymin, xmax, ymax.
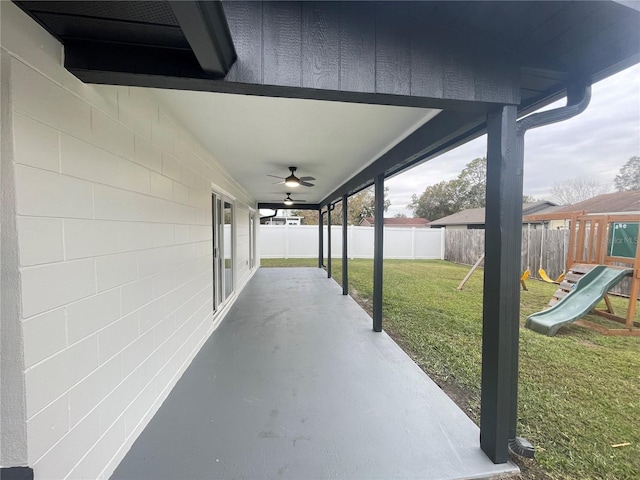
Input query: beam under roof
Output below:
<box><xmin>258</xmin><ymin>203</ymin><xmax>320</xmax><ymax>211</ymax></box>
<box><xmin>168</xmin><ymin>1</ymin><xmax>236</xmax><ymax>76</ymax></box>
<box><xmin>15</xmin><ymin>0</ymin><xmax>237</xmax><ymax>83</ymax></box>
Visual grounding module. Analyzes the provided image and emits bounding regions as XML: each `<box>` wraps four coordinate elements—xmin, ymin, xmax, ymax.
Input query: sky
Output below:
<box><xmin>385</xmin><ymin>64</ymin><xmax>640</xmax><ymax>217</ymax></box>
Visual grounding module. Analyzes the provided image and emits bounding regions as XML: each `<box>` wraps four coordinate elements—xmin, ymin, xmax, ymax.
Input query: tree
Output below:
<box><xmin>408</xmin><ymin>157</ymin><xmax>539</xmax><ymax>220</ymax></box>
<box><xmin>408</xmin><ymin>179</ymin><xmax>468</xmax><ymax>220</ymax></box>
<box><xmin>408</xmin><ymin>157</ymin><xmax>486</xmax><ymax>220</ymax></box>
<box><xmin>457</xmin><ymin>157</ymin><xmax>487</xmax><ymax>209</ymax></box>
<box><xmin>321</xmin><ymin>202</ymin><xmax>347</xmax><ymax>225</ymax></box>
<box><xmin>345</xmin><ymin>186</ymin><xmax>390</xmax><ymax>225</ymax></box>
<box><xmin>290</xmin><ymin>209</ymin><xmax>319</xmax><ymax>225</ymax></box>
<box><xmin>394</xmin><ymin>212</ymin><xmax>407</xmax><ymax>218</ymax></box>
<box><xmin>614</xmin><ymin>156</ymin><xmax>640</xmax><ymax>191</ymax></box>
<box><xmin>291</xmin><ymin>186</ymin><xmax>390</xmax><ymax>226</ymax></box>
<box><xmin>549</xmin><ymin>176</ymin><xmax>609</xmax><ymax>205</ymax></box>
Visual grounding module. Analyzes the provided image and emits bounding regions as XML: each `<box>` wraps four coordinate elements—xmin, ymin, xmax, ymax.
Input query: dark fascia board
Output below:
<box><xmin>167</xmin><ymin>1</ymin><xmax>236</xmax><ymax>76</ymax></box>
<box><xmin>63</xmin><ymin>42</ymin><xmax>504</xmax><ymax>113</ymax></box>
<box><xmin>258</xmin><ymin>203</ymin><xmax>320</xmax><ymax>211</ymax></box>
<box><xmin>221</xmin><ymin>1</ymin><xmax>522</xmax><ymax>106</ymax></box>
<box><xmin>181</xmin><ymin>83</ymin><xmax>503</xmax><ymax>113</ymax></box>
<box><xmin>590</xmin><ymin>52</ymin><xmax>640</xmax><ymax>86</ymax></box>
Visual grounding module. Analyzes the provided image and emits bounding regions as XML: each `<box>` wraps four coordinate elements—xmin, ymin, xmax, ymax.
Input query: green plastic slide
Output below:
<box><xmin>525</xmin><ymin>266</ymin><xmax>632</xmax><ymax>336</ymax></box>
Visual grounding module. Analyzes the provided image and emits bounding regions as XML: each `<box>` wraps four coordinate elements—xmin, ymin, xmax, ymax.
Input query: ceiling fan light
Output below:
<box><xmin>284</xmin><ymin>198</ymin><xmax>294</xmax><ymax>206</ymax></box>
<box><xmin>284</xmin><ymin>175</ymin><xmax>300</xmax><ymax>187</ymax></box>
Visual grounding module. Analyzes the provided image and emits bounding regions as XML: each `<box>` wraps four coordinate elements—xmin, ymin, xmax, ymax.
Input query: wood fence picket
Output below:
<box><xmin>444</xmin><ymin>228</ymin><xmax>634</xmax><ymax>297</ymax></box>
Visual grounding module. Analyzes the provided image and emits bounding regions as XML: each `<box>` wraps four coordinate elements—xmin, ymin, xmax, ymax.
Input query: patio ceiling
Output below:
<box><xmin>150</xmin><ymin>88</ymin><xmax>439</xmax><ymax>204</ymax></box>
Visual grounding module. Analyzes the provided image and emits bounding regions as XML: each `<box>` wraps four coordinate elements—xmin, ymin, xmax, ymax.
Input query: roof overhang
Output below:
<box><xmin>15</xmin><ymin>0</ymin><xmax>236</xmax><ymax>78</ymax></box>
<box><xmin>12</xmin><ymin>1</ymin><xmax>640</xmax><ymax>209</ymax></box>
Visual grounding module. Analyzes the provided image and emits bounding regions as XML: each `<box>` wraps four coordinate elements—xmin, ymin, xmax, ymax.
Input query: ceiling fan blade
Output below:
<box><xmin>299</xmin><ymin>176</ymin><xmax>316</xmax><ymax>181</ymax></box>
<box><xmin>272</xmin><ymin>180</ymin><xmax>285</xmax><ymax>185</ymax></box>
<box><xmin>267</xmin><ymin>174</ymin><xmax>285</xmax><ymax>179</ymax></box>
<box><xmin>292</xmin><ymin>199</ymin><xmax>307</xmax><ymax>202</ymax></box>
<box><xmin>299</xmin><ymin>181</ymin><xmax>315</xmax><ymax>187</ymax></box>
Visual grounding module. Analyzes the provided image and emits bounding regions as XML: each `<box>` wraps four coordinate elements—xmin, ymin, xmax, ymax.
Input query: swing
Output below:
<box><xmin>538</xmin><ymin>226</ymin><xmax>559</xmax><ymax>284</ymax></box>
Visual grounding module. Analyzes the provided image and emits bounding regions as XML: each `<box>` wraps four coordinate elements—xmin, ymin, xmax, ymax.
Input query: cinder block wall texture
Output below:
<box><xmin>1</xmin><ymin>3</ymin><xmax>256</xmax><ymax>478</ymax></box>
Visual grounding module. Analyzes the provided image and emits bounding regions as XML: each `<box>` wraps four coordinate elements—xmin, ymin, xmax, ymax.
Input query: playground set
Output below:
<box><xmin>457</xmin><ymin>211</ymin><xmax>640</xmax><ymax>337</ymax></box>
<box><xmin>523</xmin><ymin>211</ymin><xmax>640</xmax><ymax>337</ymax></box>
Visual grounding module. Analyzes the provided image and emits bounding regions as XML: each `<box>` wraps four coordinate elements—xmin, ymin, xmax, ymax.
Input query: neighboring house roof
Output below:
<box><xmin>553</xmin><ymin>190</ymin><xmax>640</xmax><ymax>215</ymax></box>
<box><xmin>427</xmin><ymin>208</ymin><xmax>486</xmax><ymax>227</ymax></box>
<box><xmin>523</xmin><ymin>202</ymin><xmax>562</xmax><ymax>216</ymax></box>
<box><xmin>527</xmin><ymin>204</ymin><xmax>564</xmax><ymax>219</ymax></box>
<box><xmin>360</xmin><ymin>217</ymin><xmax>430</xmax><ymax>227</ymax></box>
<box><xmin>429</xmin><ymin>201</ymin><xmax>558</xmax><ymax>227</ymax></box>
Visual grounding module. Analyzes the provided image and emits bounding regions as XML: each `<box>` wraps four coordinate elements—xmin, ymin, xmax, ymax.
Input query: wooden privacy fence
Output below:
<box><xmin>445</xmin><ymin>228</ymin><xmax>636</xmax><ymax>298</ymax></box>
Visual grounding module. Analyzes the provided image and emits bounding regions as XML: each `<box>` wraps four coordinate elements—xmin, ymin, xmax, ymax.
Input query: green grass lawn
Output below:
<box><xmin>260</xmin><ymin>258</ymin><xmax>640</xmax><ymax>480</ymax></box>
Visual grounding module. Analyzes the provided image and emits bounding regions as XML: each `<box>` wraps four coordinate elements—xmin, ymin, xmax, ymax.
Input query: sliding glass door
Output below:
<box><xmin>223</xmin><ymin>201</ymin><xmax>233</xmax><ymax>299</ymax></box>
<box><xmin>212</xmin><ymin>193</ymin><xmax>234</xmax><ymax>312</ymax></box>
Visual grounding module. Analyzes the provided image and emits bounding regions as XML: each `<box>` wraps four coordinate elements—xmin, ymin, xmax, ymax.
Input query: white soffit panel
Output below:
<box><xmin>150</xmin><ymin>88</ymin><xmax>440</xmax><ymax>203</ymax></box>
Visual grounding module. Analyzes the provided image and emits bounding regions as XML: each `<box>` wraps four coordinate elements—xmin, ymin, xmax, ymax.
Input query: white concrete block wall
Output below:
<box><xmin>2</xmin><ymin>2</ymin><xmax>257</xmax><ymax>478</ymax></box>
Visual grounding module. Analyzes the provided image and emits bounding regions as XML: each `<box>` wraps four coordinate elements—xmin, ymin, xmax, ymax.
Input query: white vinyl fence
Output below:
<box><xmin>260</xmin><ymin>225</ymin><xmax>445</xmax><ymax>260</ymax></box>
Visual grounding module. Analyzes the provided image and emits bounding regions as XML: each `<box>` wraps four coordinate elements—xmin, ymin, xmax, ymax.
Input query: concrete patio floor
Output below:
<box><xmin>111</xmin><ymin>267</ymin><xmax>518</xmax><ymax>480</ymax></box>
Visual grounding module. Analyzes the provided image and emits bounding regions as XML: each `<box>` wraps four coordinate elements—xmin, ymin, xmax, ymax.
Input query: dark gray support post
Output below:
<box><xmin>373</xmin><ymin>174</ymin><xmax>384</xmax><ymax>332</ymax></box>
<box><xmin>505</xmin><ymin>84</ymin><xmax>590</xmax><ymax>460</ymax></box>
<box><xmin>342</xmin><ymin>194</ymin><xmax>348</xmax><ymax>295</ymax></box>
<box><xmin>480</xmin><ymin>105</ymin><xmax>519</xmax><ymax>464</ymax></box>
<box><xmin>318</xmin><ymin>210</ymin><xmax>324</xmax><ymax>268</ymax></box>
<box><xmin>0</xmin><ymin>467</ymin><xmax>34</xmax><ymax>479</ymax></box>
<box><xmin>480</xmin><ymin>86</ymin><xmax>591</xmax><ymax>464</ymax></box>
<box><xmin>327</xmin><ymin>207</ymin><xmax>332</xmax><ymax>278</ymax></box>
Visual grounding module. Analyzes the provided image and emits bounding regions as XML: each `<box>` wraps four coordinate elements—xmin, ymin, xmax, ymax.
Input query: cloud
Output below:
<box><xmin>386</xmin><ymin>64</ymin><xmax>640</xmax><ymax>216</ymax></box>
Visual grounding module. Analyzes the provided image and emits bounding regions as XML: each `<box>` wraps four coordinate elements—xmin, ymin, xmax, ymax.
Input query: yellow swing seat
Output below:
<box><xmin>538</xmin><ymin>268</ymin><xmax>559</xmax><ymax>284</ymax></box>
<box><xmin>520</xmin><ymin>269</ymin><xmax>530</xmax><ymax>291</ymax></box>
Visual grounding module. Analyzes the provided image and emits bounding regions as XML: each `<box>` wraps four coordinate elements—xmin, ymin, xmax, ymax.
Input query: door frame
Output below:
<box><xmin>212</xmin><ymin>189</ymin><xmax>235</xmax><ymax>313</ymax></box>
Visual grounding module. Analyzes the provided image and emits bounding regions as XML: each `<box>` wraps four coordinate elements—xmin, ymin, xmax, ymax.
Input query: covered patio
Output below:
<box><xmin>2</xmin><ymin>2</ymin><xmax>640</xmax><ymax>479</ymax></box>
<box><xmin>112</xmin><ymin>268</ymin><xmax>517</xmax><ymax>480</ymax></box>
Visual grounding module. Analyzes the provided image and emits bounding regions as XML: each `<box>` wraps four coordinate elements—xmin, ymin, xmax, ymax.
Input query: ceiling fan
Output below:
<box><xmin>283</xmin><ymin>193</ymin><xmax>306</xmax><ymax>206</ymax></box>
<box><xmin>268</xmin><ymin>167</ymin><xmax>315</xmax><ymax>187</ymax></box>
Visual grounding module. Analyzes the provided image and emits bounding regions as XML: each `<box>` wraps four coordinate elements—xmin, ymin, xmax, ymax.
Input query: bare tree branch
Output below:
<box><xmin>549</xmin><ymin>176</ymin><xmax>610</xmax><ymax>205</ymax></box>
